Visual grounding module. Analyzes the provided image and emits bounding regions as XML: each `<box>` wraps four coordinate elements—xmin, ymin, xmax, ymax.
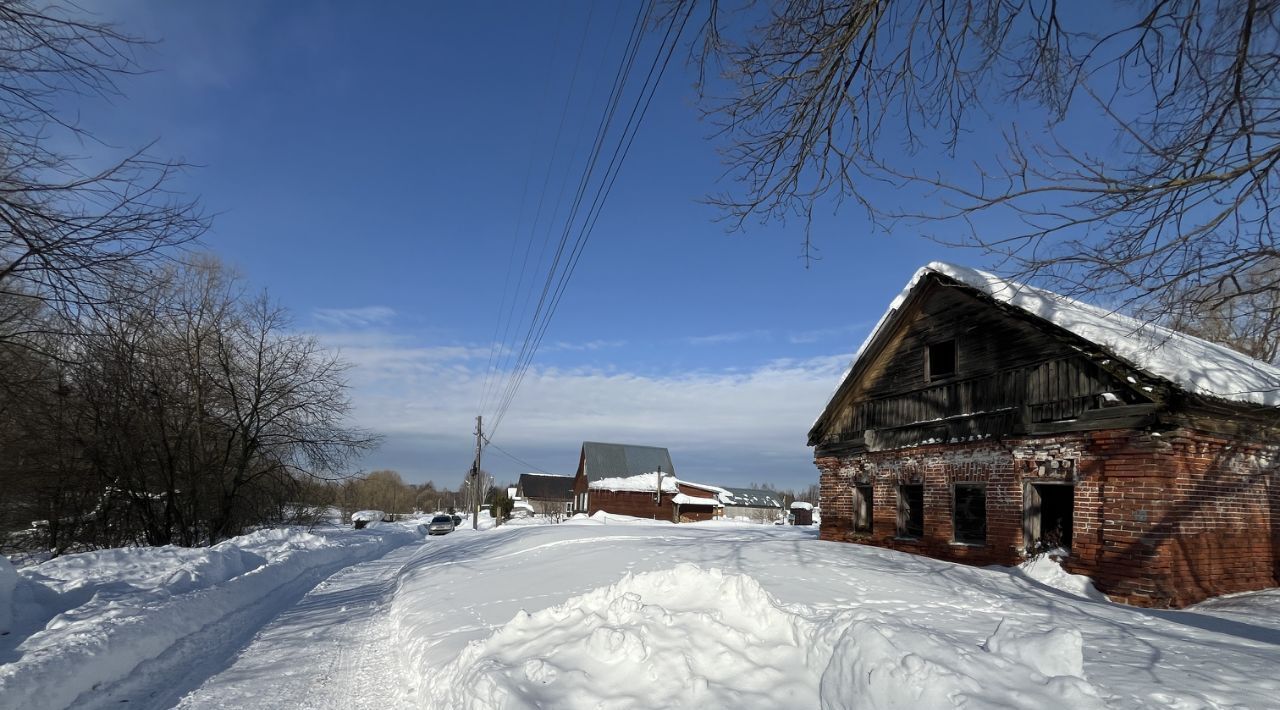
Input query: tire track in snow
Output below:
<box><xmin>170</xmin><ymin>542</ymin><xmax>426</xmax><ymax>710</ymax></box>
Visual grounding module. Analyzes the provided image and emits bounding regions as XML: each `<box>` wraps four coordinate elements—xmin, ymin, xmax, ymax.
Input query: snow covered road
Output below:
<box><xmin>5</xmin><ymin>516</ymin><xmax>1280</xmax><ymax>709</ymax></box>
<box><xmin>172</xmin><ymin>541</ymin><xmax>424</xmax><ymax>710</ymax></box>
<box><xmin>0</xmin><ymin>523</ymin><xmax>427</xmax><ymax>710</ymax></box>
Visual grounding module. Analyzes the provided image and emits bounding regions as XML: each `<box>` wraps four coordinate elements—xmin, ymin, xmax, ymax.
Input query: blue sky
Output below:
<box><xmin>77</xmin><ymin>1</ymin><xmax>1037</xmax><ymax>490</ymax></box>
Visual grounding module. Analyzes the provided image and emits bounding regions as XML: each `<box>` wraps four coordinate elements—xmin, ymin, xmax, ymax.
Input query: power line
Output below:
<box><xmin>482</xmin><ymin>437</ymin><xmax>556</xmax><ymax>475</ymax></box>
<box><xmin>489</xmin><ymin>0</ymin><xmax>694</xmax><ymax>438</ymax></box>
<box><xmin>484</xmin><ymin>1</ymin><xmax>651</xmax><ymax>430</ymax></box>
<box><xmin>478</xmin><ymin>0</ymin><xmax>580</xmax><ymax>417</ymax></box>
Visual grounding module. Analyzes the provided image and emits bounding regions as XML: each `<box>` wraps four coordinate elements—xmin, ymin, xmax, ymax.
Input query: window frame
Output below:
<box><xmin>926</xmin><ymin>339</ymin><xmax>958</xmax><ymax>381</ymax></box>
<box><xmin>951</xmin><ymin>482</ymin><xmax>988</xmax><ymax>545</ymax></box>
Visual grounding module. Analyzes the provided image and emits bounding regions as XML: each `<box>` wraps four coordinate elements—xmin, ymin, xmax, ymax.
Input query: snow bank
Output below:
<box><xmin>1006</xmin><ymin>550</ymin><xmax>1107</xmax><ymax>601</ymax></box>
<box><xmin>417</xmin><ymin>560</ymin><xmax>1107</xmax><ymax>710</ymax></box>
<box><xmin>819</xmin><ymin>614</ymin><xmax>1105</xmax><ymax>709</ymax></box>
<box><xmin>424</xmin><ymin>564</ymin><xmax>817</xmax><ymax>709</ymax></box>
<box><xmin>351</xmin><ymin>509</ymin><xmax>386</xmax><ymax>523</ymax></box>
<box><xmin>383</xmin><ymin>518</ymin><xmax>1277</xmax><ymax>709</ymax></box>
<box><xmin>564</xmin><ymin>511</ymin><xmax>674</xmax><ymax>526</ymax></box>
<box><xmin>0</xmin><ymin>524</ymin><xmax>424</xmax><ymax>710</ymax></box>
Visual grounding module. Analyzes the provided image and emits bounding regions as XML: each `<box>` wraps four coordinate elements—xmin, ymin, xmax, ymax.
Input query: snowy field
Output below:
<box><xmin>2</xmin><ymin>515</ymin><xmax>1278</xmax><ymax>709</ymax></box>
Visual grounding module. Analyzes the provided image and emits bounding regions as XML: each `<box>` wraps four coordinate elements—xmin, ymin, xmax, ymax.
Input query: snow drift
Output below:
<box><xmin>0</xmin><ymin>524</ymin><xmax>424</xmax><ymax>710</ymax></box>
<box><xmin>421</xmin><ymin>562</ymin><xmax>1105</xmax><ymax>710</ymax></box>
<box><xmin>424</xmin><ymin>564</ymin><xmax>815</xmax><ymax>709</ymax></box>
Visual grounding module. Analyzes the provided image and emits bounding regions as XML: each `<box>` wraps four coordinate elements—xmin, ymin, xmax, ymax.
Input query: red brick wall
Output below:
<box><xmin>817</xmin><ymin>428</ymin><xmax>1279</xmax><ymax>608</ymax></box>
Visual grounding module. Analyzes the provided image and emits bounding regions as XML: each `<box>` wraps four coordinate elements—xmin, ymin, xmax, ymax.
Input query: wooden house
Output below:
<box><xmin>572</xmin><ymin>441</ymin><xmax>675</xmax><ymax>513</ymax></box>
<box><xmin>516</xmin><ymin>473</ymin><xmax>575</xmax><ymax>516</ymax></box>
<box><xmin>790</xmin><ymin>502</ymin><xmax>814</xmax><ymax>526</ymax></box>
<box><xmin>572</xmin><ymin>442</ymin><xmax>723</xmax><ymax>522</ymax></box>
<box><xmin>721</xmin><ymin>487</ymin><xmax>784</xmax><ymax>523</ymax></box>
<box><xmin>587</xmin><ymin>473</ymin><xmax>723</xmax><ymax>522</ymax></box>
<box><xmin>809</xmin><ymin>262</ymin><xmax>1280</xmax><ymax>608</ymax></box>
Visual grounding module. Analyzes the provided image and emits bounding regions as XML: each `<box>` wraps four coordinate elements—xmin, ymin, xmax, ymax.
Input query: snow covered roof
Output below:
<box><xmin>818</xmin><ymin>262</ymin><xmax>1280</xmax><ymax>424</ymax></box>
<box><xmin>790</xmin><ymin>502</ymin><xmax>814</xmax><ymax>510</ymax></box>
<box><xmin>588</xmin><ymin>472</ymin><xmax>728</xmax><ymax>499</ymax></box>
<box><xmin>589</xmin><ymin>472</ymin><xmax>678</xmax><ymax>493</ymax></box>
<box><xmin>580</xmin><ymin>442</ymin><xmax>675</xmax><ymax>481</ymax></box>
<box><xmin>672</xmin><ymin>493</ymin><xmax>722</xmax><ymax>507</ymax></box>
<box><xmin>350</xmin><ymin>510</ymin><xmax>386</xmax><ymax>523</ymax></box>
<box><xmin>721</xmin><ymin>487</ymin><xmax>783</xmax><ymax>509</ymax></box>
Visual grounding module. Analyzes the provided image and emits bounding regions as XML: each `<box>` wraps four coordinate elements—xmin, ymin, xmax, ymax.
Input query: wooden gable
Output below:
<box><xmin>811</xmin><ymin>274</ymin><xmax>1160</xmax><ymax>453</ymax></box>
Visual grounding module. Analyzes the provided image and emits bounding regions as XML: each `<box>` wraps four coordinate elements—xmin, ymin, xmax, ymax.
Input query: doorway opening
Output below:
<box><xmin>1025</xmin><ymin>483</ymin><xmax>1074</xmax><ymax>554</ymax></box>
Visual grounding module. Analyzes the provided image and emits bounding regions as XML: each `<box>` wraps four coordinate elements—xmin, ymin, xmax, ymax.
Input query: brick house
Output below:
<box><xmin>572</xmin><ymin>442</ymin><xmax>724</xmax><ymax>522</ymax></box>
<box><xmin>809</xmin><ymin>262</ymin><xmax>1280</xmax><ymax>608</ymax></box>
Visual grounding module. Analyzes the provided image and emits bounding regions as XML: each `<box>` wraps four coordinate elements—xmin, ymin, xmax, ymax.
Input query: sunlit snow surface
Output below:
<box><xmin>3</xmin><ymin>517</ymin><xmax>1278</xmax><ymax>709</ymax></box>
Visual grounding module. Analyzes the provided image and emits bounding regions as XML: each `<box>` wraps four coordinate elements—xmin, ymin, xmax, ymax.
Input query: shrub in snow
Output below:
<box><xmin>1007</xmin><ymin>553</ymin><xmax>1107</xmax><ymax>602</ymax></box>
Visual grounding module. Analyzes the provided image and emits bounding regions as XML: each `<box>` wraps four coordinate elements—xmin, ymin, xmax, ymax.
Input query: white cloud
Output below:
<box><xmin>787</xmin><ymin>321</ymin><xmax>874</xmax><ymax>344</ymax></box>
<box><xmin>312</xmin><ymin>306</ymin><xmax>397</xmax><ymax>328</ymax></box>
<box><xmin>544</xmin><ymin>339</ymin><xmax>627</xmax><ymax>352</ymax></box>
<box><xmin>330</xmin><ymin>330</ymin><xmax>850</xmax><ymax>489</ymax></box>
<box><xmin>683</xmin><ymin>329</ymin><xmax>773</xmax><ymax>346</ymax></box>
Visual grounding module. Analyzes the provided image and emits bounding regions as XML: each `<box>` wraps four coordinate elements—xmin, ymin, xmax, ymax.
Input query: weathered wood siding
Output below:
<box><xmin>817</xmin><ymin>280</ymin><xmax>1141</xmax><ymax>452</ymax></box>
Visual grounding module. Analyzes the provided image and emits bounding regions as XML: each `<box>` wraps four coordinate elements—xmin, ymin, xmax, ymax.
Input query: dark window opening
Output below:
<box><xmin>853</xmin><ymin>484</ymin><xmax>873</xmax><ymax>533</ymax></box>
<box><xmin>952</xmin><ymin>484</ymin><xmax>987</xmax><ymax>544</ymax></box>
<box><xmin>897</xmin><ymin>484</ymin><xmax>924</xmax><ymax>538</ymax></box>
<box><xmin>928</xmin><ymin>340</ymin><xmax>957</xmax><ymax>380</ymax></box>
<box><xmin>1026</xmin><ymin>483</ymin><xmax>1074</xmax><ymax>554</ymax></box>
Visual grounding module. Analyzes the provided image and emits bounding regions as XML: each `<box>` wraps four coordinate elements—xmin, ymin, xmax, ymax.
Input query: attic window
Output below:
<box><xmin>928</xmin><ymin>340</ymin><xmax>957</xmax><ymax>380</ymax></box>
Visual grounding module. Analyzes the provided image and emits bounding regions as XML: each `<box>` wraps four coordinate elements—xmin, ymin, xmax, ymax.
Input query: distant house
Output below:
<box><xmin>587</xmin><ymin>472</ymin><xmax>724</xmax><ymax>522</ymax></box>
<box><xmin>572</xmin><ymin>442</ymin><xmax>726</xmax><ymax>522</ymax></box>
<box><xmin>809</xmin><ymin>262</ymin><xmax>1280</xmax><ymax>608</ymax></box>
<box><xmin>572</xmin><ymin>441</ymin><xmax>676</xmax><ymax>513</ymax></box>
<box><xmin>789</xmin><ymin>501</ymin><xmax>814</xmax><ymax>526</ymax></box>
<box><xmin>516</xmin><ymin>473</ymin><xmax>575</xmax><ymax>516</ymax></box>
<box><xmin>721</xmin><ymin>487</ymin><xmax>783</xmax><ymax>523</ymax></box>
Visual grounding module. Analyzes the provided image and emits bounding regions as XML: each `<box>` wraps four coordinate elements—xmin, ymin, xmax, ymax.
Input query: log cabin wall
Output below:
<box><xmin>815</xmin><ymin>280</ymin><xmax>1151</xmax><ymax>454</ymax></box>
<box><xmin>587</xmin><ymin>489</ymin><xmax>674</xmax><ymax>521</ymax></box>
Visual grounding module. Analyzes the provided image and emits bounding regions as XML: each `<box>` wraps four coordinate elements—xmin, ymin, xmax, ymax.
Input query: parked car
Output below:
<box><xmin>428</xmin><ymin>514</ymin><xmax>456</xmax><ymax>535</ymax></box>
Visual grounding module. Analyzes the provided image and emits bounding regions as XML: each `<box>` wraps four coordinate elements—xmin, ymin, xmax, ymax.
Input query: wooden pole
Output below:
<box><xmin>471</xmin><ymin>415</ymin><xmax>483</xmax><ymax>530</ymax></box>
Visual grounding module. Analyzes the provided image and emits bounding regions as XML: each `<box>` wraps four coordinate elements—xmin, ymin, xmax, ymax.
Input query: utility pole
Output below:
<box><xmin>470</xmin><ymin>415</ymin><xmax>483</xmax><ymax>530</ymax></box>
<box><xmin>654</xmin><ymin>465</ymin><xmax>663</xmax><ymax>506</ymax></box>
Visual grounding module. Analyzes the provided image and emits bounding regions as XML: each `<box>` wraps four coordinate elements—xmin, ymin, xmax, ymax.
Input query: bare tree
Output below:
<box><xmin>683</xmin><ymin>0</ymin><xmax>1280</xmax><ymax>332</ymax></box>
<box><xmin>0</xmin><ymin>1</ymin><xmax>207</xmax><ymax>344</ymax></box>
<box><xmin>1164</xmin><ymin>257</ymin><xmax>1280</xmax><ymax>364</ymax></box>
<box><xmin>0</xmin><ymin>259</ymin><xmax>379</xmax><ymax>552</ymax></box>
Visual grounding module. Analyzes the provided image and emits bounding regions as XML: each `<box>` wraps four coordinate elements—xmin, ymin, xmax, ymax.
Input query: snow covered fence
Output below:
<box><xmin>0</xmin><ymin>523</ymin><xmax>424</xmax><ymax>710</ymax></box>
